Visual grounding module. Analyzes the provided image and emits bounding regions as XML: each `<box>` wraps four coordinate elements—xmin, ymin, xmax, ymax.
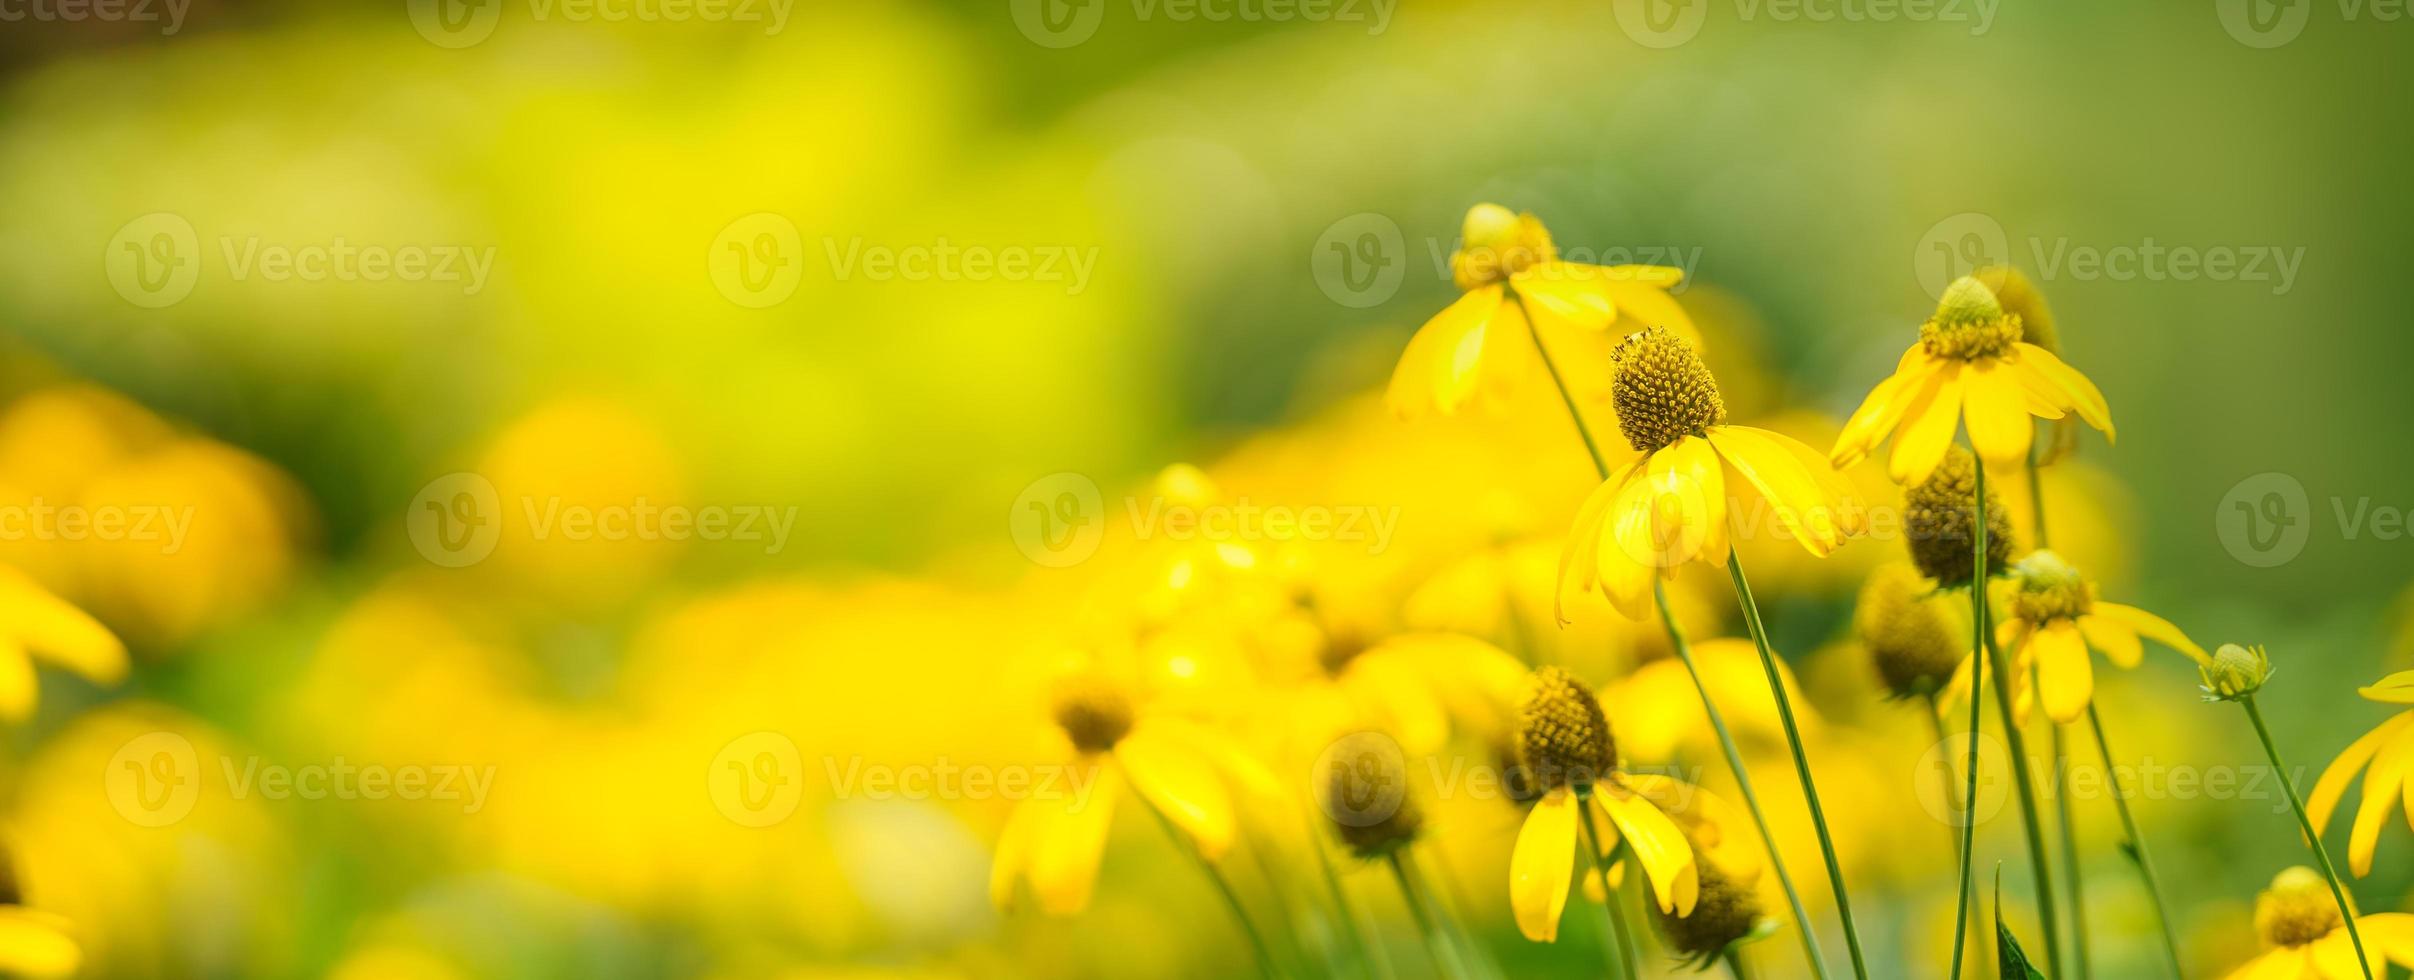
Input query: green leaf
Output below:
<box><xmin>1995</xmin><ymin>867</ymin><xmax>2050</xmax><ymax>980</ymax></box>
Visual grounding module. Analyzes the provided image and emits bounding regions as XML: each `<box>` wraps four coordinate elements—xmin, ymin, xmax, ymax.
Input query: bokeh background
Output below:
<box><xmin>1</xmin><ymin>0</ymin><xmax>2411</xmax><ymax>976</ymax></box>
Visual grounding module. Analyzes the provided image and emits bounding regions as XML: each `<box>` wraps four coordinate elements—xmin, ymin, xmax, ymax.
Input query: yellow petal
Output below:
<box><xmin>2032</xmin><ymin>619</ymin><xmax>2093</xmax><ymax>724</ymax></box>
<box><xmin>2312</xmin><ymin>925</ymin><xmax>2375</xmax><ymax>979</ymax></box>
<box><xmin>990</xmin><ymin>793</ymin><xmax>1045</xmax><ymax>910</ymax></box>
<box><xmin>1831</xmin><ymin>345</ymin><xmax>1934</xmax><ymax>468</ymax></box>
<box><xmin>1621</xmin><ymin>774</ymin><xmax>1761</xmax><ymax>882</ymax></box>
<box><xmin>2360</xmin><ymin>671</ymin><xmax>2414</xmax><ymax>704</ymax></box>
<box><xmin>2217</xmin><ymin>946</ymin><xmax>2306</xmax><ymax>980</ymax></box>
<box><xmin>1028</xmin><ymin>765</ymin><xmax>1120</xmax><ymax>916</ymax></box>
<box><xmin>1117</xmin><ymin>723</ymin><xmax>1236</xmax><ymax>860</ymax></box>
<box><xmin>0</xmin><ymin>644</ymin><xmax>33</xmax><ymax>723</ymax></box>
<box><xmin>1511</xmin><ymin>787</ymin><xmax>1580</xmax><ymax>942</ymax></box>
<box><xmin>1347</xmin><ymin>655</ymin><xmax>1451</xmax><ymax>757</ymax></box>
<box><xmin>0</xmin><ymin>907</ymin><xmax>80</xmax><ymax>980</ymax></box>
<box><xmin>1707</xmin><ymin>425</ymin><xmax>1852</xmax><ymax>555</ymax></box>
<box><xmin>2350</xmin><ymin>729</ymin><xmax>2414</xmax><ymax>877</ymax></box>
<box><xmin>1386</xmin><ymin>286</ymin><xmax>1506</xmax><ymax>418</ymax></box>
<box><xmin>1556</xmin><ymin>458</ymin><xmax>1642</xmax><ymax>625</ymax></box>
<box><xmin>1150</xmin><ymin>716</ymin><xmax>1284</xmax><ymax>804</ymax></box>
<box><xmin>2076</xmin><ymin>614</ymin><xmax>2143</xmax><ymax>669</ymax></box>
<box><xmin>1598</xmin><ymin>458</ymin><xmax>1679</xmax><ymax>619</ymax></box>
<box><xmin>1888</xmin><ymin>360</ymin><xmax>1967</xmax><ymax>485</ymax></box>
<box><xmin>2087</xmin><ymin>602</ymin><xmax>2207</xmax><ymax>664</ymax></box>
<box><xmin>2311</xmin><ymin>713</ymin><xmax>2414</xmax><ymax>832</ymax></box>
<box><xmin>1599</xmin><ymin>786</ymin><xmax>1699</xmax><ymax>915</ymax></box>
<box><xmin>1643</xmin><ymin>436</ymin><xmax>1727</xmax><ymax>569</ymax></box>
<box><xmin>1961</xmin><ymin>359</ymin><xmax>2036</xmax><ymax>466</ymax></box>
<box><xmin>2348</xmin><ymin>912</ymin><xmax>2414</xmax><ymax>969</ymax></box>
<box><xmin>1603</xmin><ymin>280</ymin><xmax>1698</xmax><ymax>345</ymax></box>
<box><xmin>0</xmin><ymin>568</ymin><xmax>126</xmax><ymax>686</ymax></box>
<box><xmin>1514</xmin><ymin>264</ymin><xmax>1619</xmax><ymax>330</ymax></box>
<box><xmin>2012</xmin><ymin>342</ymin><xmax>2114</xmax><ymax>441</ymax></box>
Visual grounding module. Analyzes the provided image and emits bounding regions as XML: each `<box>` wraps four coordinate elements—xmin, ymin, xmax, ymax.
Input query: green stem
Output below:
<box><xmin>2243</xmin><ymin>696</ymin><xmax>2376</xmax><ymax>980</ymax></box>
<box><xmin>1309</xmin><ymin>819</ymin><xmax>1392</xmax><ymax>980</ymax></box>
<box><xmin>2085</xmin><ymin>702</ymin><xmax>2185</xmax><ymax>979</ymax></box>
<box><xmin>1656</xmin><ymin>580</ymin><xmax>1834</xmax><ymax>980</ymax></box>
<box><xmin>2025</xmin><ymin>445</ymin><xmax>2050</xmax><ymax>547</ymax></box>
<box><xmin>1927</xmin><ymin>695</ymin><xmax>1983</xmax><ymax>980</ymax></box>
<box><xmin>1579</xmin><ymin>813</ymin><xmax>1641</xmax><ymax>980</ymax></box>
<box><xmin>1135</xmin><ymin>774</ymin><xmax>1280</xmax><ymax>978</ymax></box>
<box><xmin>2047</xmin><ymin>713</ymin><xmax>2093</xmax><ymax>980</ymax></box>
<box><xmin>1511</xmin><ymin>291</ymin><xmax>1610</xmax><ymax>478</ymax></box>
<box><xmin>1724</xmin><ymin>554</ymin><xmax>1871</xmax><ymax>980</ymax></box>
<box><xmin>1947</xmin><ymin>580</ymin><xmax>1986</xmax><ymax>980</ymax></box>
<box><xmin>1727</xmin><ymin>947</ymin><xmax>1759</xmax><ymax>980</ymax></box>
<box><xmin>1980</xmin><ymin>616</ymin><xmax>2063</xmax><ymax>976</ymax></box>
<box><xmin>1389</xmin><ymin>849</ymin><xmax>1469</xmax><ymax>980</ymax></box>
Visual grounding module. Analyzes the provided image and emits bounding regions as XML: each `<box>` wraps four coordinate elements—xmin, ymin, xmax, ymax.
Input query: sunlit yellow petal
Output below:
<box><xmin>1028</xmin><ymin>765</ymin><xmax>1120</xmax><ymax>916</ymax></box>
<box><xmin>2312</xmin><ymin>713</ymin><xmax>2414</xmax><ymax>832</ymax></box>
<box><xmin>1514</xmin><ymin>264</ymin><xmax>1618</xmax><ymax>329</ymax></box>
<box><xmin>2350</xmin><ymin>729</ymin><xmax>2414</xmax><ymax>876</ymax></box>
<box><xmin>2076</xmin><ymin>614</ymin><xmax>2143</xmax><ymax>669</ymax></box>
<box><xmin>2087</xmin><ymin>602</ymin><xmax>2208</xmax><ymax>664</ymax></box>
<box><xmin>0</xmin><ymin>568</ymin><xmax>126</xmax><ymax>685</ymax></box>
<box><xmin>0</xmin><ymin>908</ymin><xmax>79</xmax><ymax>980</ymax></box>
<box><xmin>1645</xmin><ymin>436</ymin><xmax>1727</xmax><ymax>568</ymax></box>
<box><xmin>1386</xmin><ymin>285</ymin><xmax>1506</xmax><ymax>418</ymax></box>
<box><xmin>1831</xmin><ymin>346</ymin><xmax>1935</xmax><ymax>468</ymax></box>
<box><xmin>2312</xmin><ymin>926</ymin><xmax>2374</xmax><ymax>979</ymax></box>
<box><xmin>1117</xmin><ymin>724</ymin><xmax>1235</xmax><ymax>860</ymax></box>
<box><xmin>2360</xmin><ymin>671</ymin><xmax>2414</xmax><ymax>704</ymax></box>
<box><xmin>989</xmin><ymin>793</ymin><xmax>1044</xmax><ymax>910</ymax></box>
<box><xmin>1604</xmin><ymin>280</ymin><xmax>1698</xmax><ymax>345</ymax></box>
<box><xmin>1599</xmin><ymin>786</ymin><xmax>1699</xmax><ymax>915</ymax></box>
<box><xmin>1888</xmin><ymin>361</ymin><xmax>1966</xmax><ymax>485</ymax></box>
<box><xmin>1511</xmin><ymin>787</ymin><xmax>1580</xmax><ymax>942</ymax></box>
<box><xmin>1557</xmin><ymin>458</ymin><xmax>1641</xmax><ymax>625</ymax></box>
<box><xmin>2032</xmin><ymin>620</ymin><xmax>2093</xmax><ymax>724</ymax></box>
<box><xmin>1621</xmin><ymin>773</ymin><xmax>1760</xmax><ymax>881</ymax></box>
<box><xmin>2349</xmin><ymin>912</ymin><xmax>2414</xmax><ymax>969</ymax></box>
<box><xmin>2217</xmin><ymin>945</ymin><xmax>2306</xmax><ymax>980</ymax></box>
<box><xmin>0</xmin><ymin>644</ymin><xmax>33</xmax><ymax>723</ymax></box>
<box><xmin>2012</xmin><ymin>342</ymin><xmax>2114</xmax><ymax>440</ymax></box>
<box><xmin>1961</xmin><ymin>359</ymin><xmax>2035</xmax><ymax>465</ymax></box>
<box><xmin>1707</xmin><ymin>425</ymin><xmax>1852</xmax><ymax>555</ymax></box>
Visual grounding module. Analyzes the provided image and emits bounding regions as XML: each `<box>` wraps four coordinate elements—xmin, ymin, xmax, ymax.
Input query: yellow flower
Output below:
<box><xmin>0</xmin><ymin>848</ymin><xmax>78</xmax><ymax>980</ymax></box>
<box><xmin>1601</xmin><ymin>637</ymin><xmax>1818</xmax><ymax>762</ymax></box>
<box><xmin>2306</xmin><ymin>669</ymin><xmax>2414</xmax><ymax>877</ymax></box>
<box><xmin>2221</xmin><ymin>866</ymin><xmax>2414</xmax><ymax>979</ymax></box>
<box><xmin>1940</xmin><ymin>550</ymin><xmax>2204</xmax><ymax>725</ymax></box>
<box><xmin>1387</xmin><ymin>204</ymin><xmax>1692</xmax><ymax>419</ymax></box>
<box><xmin>1557</xmin><ymin>328</ymin><xmax>1867</xmax><ymax>621</ymax></box>
<box><xmin>1830</xmin><ymin>275</ymin><xmax>2114</xmax><ymax>485</ymax></box>
<box><xmin>988</xmin><ymin>671</ymin><xmax>1276</xmax><ymax>916</ymax></box>
<box><xmin>0</xmin><ymin>564</ymin><xmax>126</xmax><ymax>724</ymax></box>
<box><xmin>1509</xmin><ymin>667</ymin><xmax>1748</xmax><ymax>942</ymax></box>
<box><xmin>1854</xmin><ymin>562</ymin><xmax>1970</xmax><ymax>700</ymax></box>
<box><xmin>1975</xmin><ymin>265</ymin><xmax>2082</xmax><ymax>464</ymax></box>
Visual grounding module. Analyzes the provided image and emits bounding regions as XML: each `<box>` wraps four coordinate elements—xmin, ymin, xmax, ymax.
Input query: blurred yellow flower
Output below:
<box><xmin>2221</xmin><ymin>867</ymin><xmax>2414</xmax><ymax>979</ymax></box>
<box><xmin>1830</xmin><ymin>275</ymin><xmax>2113</xmax><ymax>484</ymax></box>
<box><xmin>0</xmin><ymin>564</ymin><xmax>124</xmax><ymax>723</ymax></box>
<box><xmin>1557</xmin><ymin>328</ymin><xmax>1865</xmax><ymax>621</ymax></box>
<box><xmin>1982</xmin><ymin>549</ymin><xmax>2207</xmax><ymax>725</ymax></box>
<box><xmin>1387</xmin><ymin>204</ymin><xmax>1691</xmax><ymax>419</ymax></box>
<box><xmin>2307</xmin><ymin>670</ymin><xmax>2414</xmax><ymax>877</ymax></box>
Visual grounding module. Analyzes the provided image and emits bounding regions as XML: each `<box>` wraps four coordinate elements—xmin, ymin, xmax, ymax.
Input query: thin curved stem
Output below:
<box><xmin>1724</xmin><ymin>555</ymin><xmax>1871</xmax><ymax>979</ymax></box>
<box><xmin>1579</xmin><ymin>814</ymin><xmax>1641</xmax><ymax>980</ymax></box>
<box><xmin>1511</xmin><ymin>291</ymin><xmax>1610</xmax><ymax>478</ymax></box>
<box><xmin>1389</xmin><ymin>849</ymin><xmax>1469</xmax><ymax>980</ymax></box>
<box><xmin>1309</xmin><ymin>820</ymin><xmax>1392</xmax><ymax>980</ymax></box>
<box><xmin>1979</xmin><ymin>623</ymin><xmax>2063</xmax><ymax>976</ymax></box>
<box><xmin>1946</xmin><ymin>587</ymin><xmax>1985</xmax><ymax>980</ymax></box>
<box><xmin>2086</xmin><ymin>702</ymin><xmax>2185</xmax><ymax>979</ymax></box>
<box><xmin>1657</xmin><ymin>580</ymin><xmax>1833</xmax><ymax>980</ymax></box>
<box><xmin>2025</xmin><ymin>446</ymin><xmax>2051</xmax><ymax>547</ymax></box>
<box><xmin>2244</xmin><ymin>696</ymin><xmax>2375</xmax><ymax>980</ymax></box>
<box><xmin>1927</xmin><ymin>694</ymin><xmax>1983</xmax><ymax>980</ymax></box>
<box><xmin>2047</xmin><ymin>714</ymin><xmax>2093</xmax><ymax>980</ymax></box>
<box><xmin>1134</xmin><ymin>773</ymin><xmax>1280</xmax><ymax>978</ymax></box>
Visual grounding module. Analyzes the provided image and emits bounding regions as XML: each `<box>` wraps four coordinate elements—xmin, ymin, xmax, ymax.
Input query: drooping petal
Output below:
<box><xmin>1027</xmin><ymin>765</ymin><xmax>1121</xmax><ymax>915</ymax></box>
<box><xmin>1707</xmin><ymin>425</ymin><xmax>1852</xmax><ymax>555</ymax></box>
<box><xmin>1888</xmin><ymin>360</ymin><xmax>1968</xmax><ymax>485</ymax></box>
<box><xmin>1598</xmin><ymin>455</ymin><xmax>1690</xmax><ymax>618</ymax></box>
<box><xmin>0</xmin><ymin>907</ymin><xmax>80</xmax><ymax>980</ymax></box>
<box><xmin>2032</xmin><ymin>620</ymin><xmax>2094</xmax><ymax>724</ymax></box>
<box><xmin>2312</xmin><ymin>925</ymin><xmax>2378</xmax><ymax>979</ymax></box>
<box><xmin>2087</xmin><ymin>602</ymin><xmax>2208</xmax><ymax>664</ymax></box>
<box><xmin>2311</xmin><ymin>713</ymin><xmax>2414</xmax><ymax>833</ymax></box>
<box><xmin>1961</xmin><ymin>359</ymin><xmax>2036</xmax><ymax>465</ymax></box>
<box><xmin>1598</xmin><ymin>785</ymin><xmax>1700</xmax><ymax>916</ymax></box>
<box><xmin>1386</xmin><ymin>286</ymin><xmax>1508</xmax><ymax>419</ymax></box>
<box><xmin>2347</xmin><ymin>912</ymin><xmax>2414</xmax><ymax>969</ymax></box>
<box><xmin>2360</xmin><ymin>671</ymin><xmax>2414</xmax><ymax>704</ymax></box>
<box><xmin>2012</xmin><ymin>342</ymin><xmax>2114</xmax><ymax>441</ymax></box>
<box><xmin>2076</xmin><ymin>614</ymin><xmax>2144</xmax><ymax>669</ymax></box>
<box><xmin>2349</xmin><ymin>728</ymin><xmax>2414</xmax><ymax>877</ymax></box>
<box><xmin>1514</xmin><ymin>264</ymin><xmax>1619</xmax><ymax>330</ymax></box>
<box><xmin>1117</xmin><ymin>723</ymin><xmax>1235</xmax><ymax>860</ymax></box>
<box><xmin>1620</xmin><ymin>774</ymin><xmax>1761</xmax><ymax>882</ymax></box>
<box><xmin>1645</xmin><ymin>436</ymin><xmax>1728</xmax><ymax>569</ymax></box>
<box><xmin>0</xmin><ymin>569</ymin><xmax>126</xmax><ymax>686</ymax></box>
<box><xmin>1831</xmin><ymin>346</ymin><xmax>1936</xmax><ymax>468</ymax></box>
<box><xmin>1511</xmin><ymin>787</ymin><xmax>1581</xmax><ymax>942</ymax></box>
<box><xmin>989</xmin><ymin>793</ymin><xmax>1045</xmax><ymax>909</ymax></box>
<box><xmin>0</xmin><ymin>644</ymin><xmax>33</xmax><ymax>723</ymax></box>
<box><xmin>1556</xmin><ymin>458</ymin><xmax>1643</xmax><ymax>625</ymax></box>
<box><xmin>1603</xmin><ymin>279</ymin><xmax>1699</xmax><ymax>345</ymax></box>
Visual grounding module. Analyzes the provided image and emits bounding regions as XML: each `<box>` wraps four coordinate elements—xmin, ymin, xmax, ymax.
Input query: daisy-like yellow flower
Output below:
<box><xmin>0</xmin><ymin>564</ymin><xmax>127</xmax><ymax>723</ymax></box>
<box><xmin>1556</xmin><ymin>327</ymin><xmax>1868</xmax><ymax>621</ymax></box>
<box><xmin>1995</xmin><ymin>550</ymin><xmax>2205</xmax><ymax>725</ymax></box>
<box><xmin>2222</xmin><ymin>867</ymin><xmax>2414</xmax><ymax>979</ymax></box>
<box><xmin>989</xmin><ymin>671</ymin><xmax>1276</xmax><ymax>915</ymax></box>
<box><xmin>0</xmin><ymin>849</ymin><xmax>78</xmax><ymax>980</ymax></box>
<box><xmin>1386</xmin><ymin>204</ymin><xmax>1692</xmax><ymax>419</ymax></box>
<box><xmin>1830</xmin><ymin>275</ymin><xmax>2114</xmax><ymax>485</ymax></box>
<box><xmin>2306</xmin><ymin>669</ymin><xmax>2414</xmax><ymax>877</ymax></box>
<box><xmin>1509</xmin><ymin>666</ymin><xmax>1750</xmax><ymax>942</ymax></box>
